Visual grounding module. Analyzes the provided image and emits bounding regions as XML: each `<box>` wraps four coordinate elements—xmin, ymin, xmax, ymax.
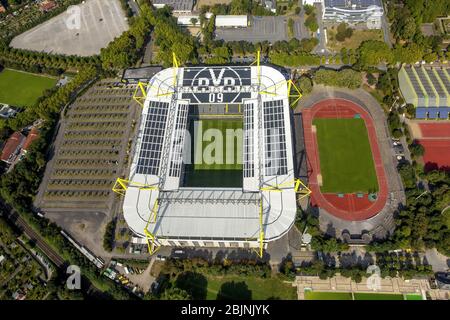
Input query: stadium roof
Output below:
<box><xmin>122</xmin><ymin>65</ymin><xmax>297</xmax><ymax>243</ymax></box>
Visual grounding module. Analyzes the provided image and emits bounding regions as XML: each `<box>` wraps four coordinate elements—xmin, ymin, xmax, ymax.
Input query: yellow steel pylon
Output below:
<box><xmin>295</xmin><ymin>179</ymin><xmax>312</xmax><ymax>201</ymax></box>
<box><xmin>144</xmin><ymin>199</ymin><xmax>161</xmax><ymax>255</ymax></box>
<box><xmin>261</xmin><ymin>178</ymin><xmax>312</xmax><ymax>199</ymax></box>
<box><xmin>258</xmin><ymin>79</ymin><xmax>302</xmax><ymax>108</ymax></box>
<box><xmin>250</xmin><ymin>50</ymin><xmax>262</xmax><ymax>86</ymax></box>
<box><xmin>287</xmin><ymin>79</ymin><xmax>302</xmax><ymax>109</ymax></box>
<box><xmin>112</xmin><ymin>178</ymin><xmax>158</xmax><ymax>196</ymax></box>
<box><xmin>133</xmin><ymin>82</ymin><xmax>148</xmax><ymax>107</ymax></box>
<box><xmin>257</xmin><ymin>199</ymin><xmax>264</xmax><ymax>258</ymax></box>
<box><xmin>173</xmin><ymin>52</ymin><xmax>180</xmax><ymax>88</ymax></box>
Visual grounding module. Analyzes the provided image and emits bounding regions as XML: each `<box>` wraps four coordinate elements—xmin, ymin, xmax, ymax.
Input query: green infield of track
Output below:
<box><xmin>313</xmin><ymin>118</ymin><xmax>379</xmax><ymax>194</ymax></box>
<box><xmin>184</xmin><ymin>118</ymin><xmax>243</xmax><ymax>188</ymax></box>
<box><xmin>305</xmin><ymin>291</ymin><xmax>423</xmax><ymax>300</ymax></box>
<box><xmin>0</xmin><ymin>69</ymin><xmax>57</xmax><ymax>107</ymax></box>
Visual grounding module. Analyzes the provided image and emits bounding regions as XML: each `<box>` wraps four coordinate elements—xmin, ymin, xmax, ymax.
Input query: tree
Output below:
<box><xmin>288</xmin><ymin>18</ymin><xmax>295</xmax><ymax>39</ymax></box>
<box><xmin>297</xmin><ymin>76</ymin><xmax>313</xmax><ymax>94</ymax></box>
<box><xmin>409</xmin><ymin>143</ymin><xmax>425</xmax><ymax>158</ymax></box>
<box><xmin>357</xmin><ymin>40</ymin><xmax>393</xmax><ymax>67</ymax></box>
<box><xmin>190</xmin><ymin>17</ymin><xmax>198</xmax><ymax>26</ymax></box>
<box><xmin>314</xmin><ymin>69</ymin><xmax>362</xmax><ymax>89</ymax></box>
<box><xmin>160</xmin><ymin>287</ymin><xmax>191</xmax><ymax>300</ymax></box>
<box><xmin>305</xmin><ymin>14</ymin><xmax>319</xmax><ymax>32</ymax></box>
<box><xmin>335</xmin><ymin>22</ymin><xmax>353</xmax><ymax>42</ymax></box>
<box><xmin>393</xmin><ymin>44</ymin><xmax>423</xmax><ymax>64</ymax></box>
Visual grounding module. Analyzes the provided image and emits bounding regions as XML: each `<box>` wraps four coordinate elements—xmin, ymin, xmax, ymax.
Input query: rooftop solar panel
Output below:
<box><xmin>436</xmin><ymin>69</ymin><xmax>450</xmax><ymax>93</ymax></box>
<box><xmin>136</xmin><ymin>101</ymin><xmax>170</xmax><ymax>176</ymax></box>
<box><xmin>405</xmin><ymin>68</ymin><xmax>426</xmax><ymax>98</ymax></box>
<box><xmin>169</xmin><ymin>103</ymin><xmax>189</xmax><ymax>178</ymax></box>
<box><xmin>243</xmin><ymin>102</ymin><xmax>255</xmax><ymax>178</ymax></box>
<box><xmin>263</xmin><ymin>100</ymin><xmax>288</xmax><ymax>176</ymax></box>
<box><xmin>415</xmin><ymin>67</ymin><xmax>436</xmax><ymax>98</ymax></box>
<box><xmin>426</xmin><ymin>68</ymin><xmax>447</xmax><ymax>97</ymax></box>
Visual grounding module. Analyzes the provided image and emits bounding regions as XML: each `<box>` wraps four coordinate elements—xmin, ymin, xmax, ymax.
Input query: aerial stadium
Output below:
<box><xmin>114</xmin><ymin>55</ymin><xmax>310</xmax><ymax>256</ymax></box>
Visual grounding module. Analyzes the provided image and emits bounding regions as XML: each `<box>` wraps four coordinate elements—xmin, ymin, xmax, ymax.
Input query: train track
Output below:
<box><xmin>1</xmin><ymin>202</ymin><xmax>66</xmax><ymax>268</ymax></box>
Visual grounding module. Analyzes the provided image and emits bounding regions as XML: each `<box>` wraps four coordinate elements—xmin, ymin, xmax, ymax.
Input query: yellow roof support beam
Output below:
<box><xmin>133</xmin><ymin>81</ymin><xmax>148</xmax><ymax>107</ymax></box>
<box><xmin>112</xmin><ymin>178</ymin><xmax>158</xmax><ymax>196</ymax></box>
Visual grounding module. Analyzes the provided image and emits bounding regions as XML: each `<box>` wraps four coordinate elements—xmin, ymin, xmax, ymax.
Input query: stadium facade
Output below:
<box><xmin>119</xmin><ymin>64</ymin><xmax>303</xmax><ymax>254</ymax></box>
<box><xmin>398</xmin><ymin>66</ymin><xmax>450</xmax><ymax>119</ymax></box>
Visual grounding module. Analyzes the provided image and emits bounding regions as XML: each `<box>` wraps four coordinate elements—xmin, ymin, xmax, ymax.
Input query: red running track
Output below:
<box><xmin>418</xmin><ymin>122</ymin><xmax>450</xmax><ymax>138</ymax></box>
<box><xmin>302</xmin><ymin>99</ymin><xmax>388</xmax><ymax>221</ymax></box>
<box><xmin>417</xmin><ymin>122</ymin><xmax>450</xmax><ymax>171</ymax></box>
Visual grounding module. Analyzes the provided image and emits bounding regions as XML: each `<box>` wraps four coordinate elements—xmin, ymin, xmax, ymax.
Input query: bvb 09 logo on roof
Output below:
<box><xmin>366</xmin><ymin>5</ymin><xmax>383</xmax><ymax>30</ymax></box>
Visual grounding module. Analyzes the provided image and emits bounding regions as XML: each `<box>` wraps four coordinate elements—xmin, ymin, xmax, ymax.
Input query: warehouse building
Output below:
<box><xmin>398</xmin><ymin>66</ymin><xmax>450</xmax><ymax>119</ymax></box>
<box><xmin>215</xmin><ymin>15</ymin><xmax>248</xmax><ymax>28</ymax></box>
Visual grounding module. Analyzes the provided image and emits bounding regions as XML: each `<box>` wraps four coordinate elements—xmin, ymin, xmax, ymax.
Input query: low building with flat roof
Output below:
<box><xmin>122</xmin><ymin>66</ymin><xmax>164</xmax><ymax>84</ymax></box>
<box><xmin>152</xmin><ymin>0</ymin><xmax>194</xmax><ymax>14</ymax></box>
<box><xmin>215</xmin><ymin>15</ymin><xmax>248</xmax><ymax>28</ymax></box>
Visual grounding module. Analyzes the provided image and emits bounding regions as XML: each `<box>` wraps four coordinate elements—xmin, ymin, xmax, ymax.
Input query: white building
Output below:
<box><xmin>122</xmin><ymin>65</ymin><xmax>300</xmax><ymax>252</ymax></box>
<box><xmin>215</xmin><ymin>15</ymin><xmax>248</xmax><ymax>28</ymax></box>
<box><xmin>177</xmin><ymin>15</ymin><xmax>201</xmax><ymax>26</ymax></box>
<box><xmin>0</xmin><ymin>104</ymin><xmax>17</xmax><ymax>119</ymax></box>
<box><xmin>322</xmin><ymin>0</ymin><xmax>384</xmax><ymax>25</ymax></box>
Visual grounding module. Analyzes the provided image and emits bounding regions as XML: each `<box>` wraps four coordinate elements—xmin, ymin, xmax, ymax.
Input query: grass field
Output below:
<box><xmin>206</xmin><ymin>275</ymin><xmax>297</xmax><ymax>300</ymax></box>
<box><xmin>305</xmin><ymin>291</ymin><xmax>353</xmax><ymax>300</ymax></box>
<box><xmin>327</xmin><ymin>29</ymin><xmax>384</xmax><ymax>51</ymax></box>
<box><xmin>0</xmin><ymin>69</ymin><xmax>57</xmax><ymax>107</ymax></box>
<box><xmin>313</xmin><ymin>118</ymin><xmax>379</xmax><ymax>194</ymax></box>
<box><xmin>184</xmin><ymin>118</ymin><xmax>243</xmax><ymax>188</ymax></box>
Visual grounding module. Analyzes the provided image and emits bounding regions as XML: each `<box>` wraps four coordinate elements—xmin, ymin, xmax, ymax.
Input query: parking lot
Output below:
<box><xmin>10</xmin><ymin>0</ymin><xmax>129</xmax><ymax>56</ymax></box>
<box><xmin>215</xmin><ymin>16</ymin><xmax>304</xmax><ymax>43</ymax></box>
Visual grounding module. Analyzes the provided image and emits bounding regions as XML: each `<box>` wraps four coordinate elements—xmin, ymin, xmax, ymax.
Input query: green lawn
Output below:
<box><xmin>205</xmin><ymin>275</ymin><xmax>297</xmax><ymax>300</ymax></box>
<box><xmin>354</xmin><ymin>293</ymin><xmax>404</xmax><ymax>300</ymax></box>
<box><xmin>184</xmin><ymin>118</ymin><xmax>243</xmax><ymax>188</ymax></box>
<box><xmin>305</xmin><ymin>291</ymin><xmax>353</xmax><ymax>300</ymax></box>
<box><xmin>313</xmin><ymin>118</ymin><xmax>379</xmax><ymax>194</ymax></box>
<box><xmin>305</xmin><ymin>291</ymin><xmax>423</xmax><ymax>300</ymax></box>
<box><xmin>0</xmin><ymin>69</ymin><xmax>57</xmax><ymax>107</ymax></box>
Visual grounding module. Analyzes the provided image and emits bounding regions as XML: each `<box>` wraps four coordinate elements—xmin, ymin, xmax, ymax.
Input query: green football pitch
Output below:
<box><xmin>313</xmin><ymin>118</ymin><xmax>379</xmax><ymax>194</ymax></box>
<box><xmin>184</xmin><ymin>118</ymin><xmax>243</xmax><ymax>188</ymax></box>
<box><xmin>0</xmin><ymin>69</ymin><xmax>57</xmax><ymax>107</ymax></box>
<box><xmin>304</xmin><ymin>291</ymin><xmax>422</xmax><ymax>300</ymax></box>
